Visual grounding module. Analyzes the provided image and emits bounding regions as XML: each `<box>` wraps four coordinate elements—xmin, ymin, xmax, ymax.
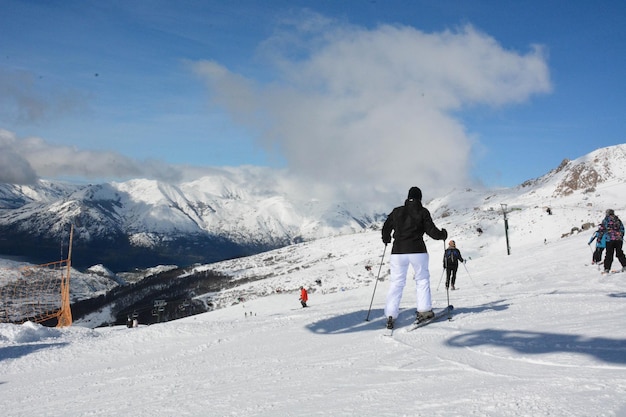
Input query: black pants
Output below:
<box><xmin>592</xmin><ymin>247</ymin><xmax>604</xmax><ymax>263</ymax></box>
<box><xmin>445</xmin><ymin>266</ymin><xmax>458</xmax><ymax>288</ymax></box>
<box><xmin>604</xmin><ymin>240</ymin><xmax>626</xmax><ymax>271</ymax></box>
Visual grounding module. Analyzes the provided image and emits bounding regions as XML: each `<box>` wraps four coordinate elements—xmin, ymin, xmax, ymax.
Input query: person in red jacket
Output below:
<box><xmin>299</xmin><ymin>286</ymin><xmax>308</xmax><ymax>308</ymax></box>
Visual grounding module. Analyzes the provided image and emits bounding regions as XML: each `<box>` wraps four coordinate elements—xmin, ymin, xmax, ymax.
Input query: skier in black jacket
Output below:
<box><xmin>443</xmin><ymin>240</ymin><xmax>465</xmax><ymax>290</ymax></box>
<box><xmin>381</xmin><ymin>186</ymin><xmax>447</xmax><ymax>329</ymax></box>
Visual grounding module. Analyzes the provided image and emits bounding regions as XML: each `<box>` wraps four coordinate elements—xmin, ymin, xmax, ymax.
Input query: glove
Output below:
<box><xmin>441</xmin><ymin>228</ymin><xmax>448</xmax><ymax>240</ymax></box>
<box><xmin>382</xmin><ymin>237</ymin><xmax>391</xmax><ymax>245</ymax></box>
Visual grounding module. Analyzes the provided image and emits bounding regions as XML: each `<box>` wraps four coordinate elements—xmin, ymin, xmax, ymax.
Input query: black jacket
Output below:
<box><xmin>444</xmin><ymin>248</ymin><xmax>464</xmax><ymax>268</ymax></box>
<box><xmin>382</xmin><ymin>199</ymin><xmax>447</xmax><ymax>254</ymax></box>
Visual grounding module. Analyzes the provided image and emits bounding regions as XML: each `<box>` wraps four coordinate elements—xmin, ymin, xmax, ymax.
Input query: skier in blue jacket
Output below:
<box><xmin>588</xmin><ymin>229</ymin><xmax>607</xmax><ymax>265</ymax></box>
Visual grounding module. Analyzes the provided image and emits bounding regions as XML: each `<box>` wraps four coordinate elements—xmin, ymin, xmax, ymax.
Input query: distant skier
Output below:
<box><xmin>597</xmin><ymin>209</ymin><xmax>626</xmax><ymax>273</ymax></box>
<box><xmin>588</xmin><ymin>229</ymin><xmax>607</xmax><ymax>265</ymax></box>
<box><xmin>381</xmin><ymin>186</ymin><xmax>447</xmax><ymax>329</ymax></box>
<box><xmin>299</xmin><ymin>286</ymin><xmax>308</xmax><ymax>308</ymax></box>
<box><xmin>443</xmin><ymin>240</ymin><xmax>465</xmax><ymax>290</ymax></box>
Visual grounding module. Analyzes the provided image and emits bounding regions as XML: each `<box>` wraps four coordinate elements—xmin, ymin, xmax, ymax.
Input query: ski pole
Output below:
<box><xmin>439</xmin><ymin>238</ymin><xmax>448</xmax><ymax>291</ymax></box>
<box><xmin>443</xmin><ymin>240</ymin><xmax>451</xmax><ymax>320</ymax></box>
<box><xmin>365</xmin><ymin>244</ymin><xmax>387</xmax><ymax>321</ymax></box>
<box><xmin>461</xmin><ymin>261</ymin><xmax>478</xmax><ymax>287</ymax></box>
<box><xmin>436</xmin><ymin>268</ymin><xmax>445</xmax><ymax>291</ymax></box>
<box><xmin>446</xmin><ymin>289</ymin><xmax>451</xmax><ymax>321</ymax></box>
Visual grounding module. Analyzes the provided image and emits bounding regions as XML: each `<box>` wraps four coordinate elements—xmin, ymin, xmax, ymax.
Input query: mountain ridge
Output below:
<box><xmin>0</xmin><ymin>144</ymin><xmax>624</xmax><ymax>272</ymax></box>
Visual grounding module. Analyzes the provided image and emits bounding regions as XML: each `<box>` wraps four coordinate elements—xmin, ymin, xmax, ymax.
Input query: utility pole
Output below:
<box><xmin>501</xmin><ymin>203</ymin><xmax>511</xmax><ymax>255</ymax></box>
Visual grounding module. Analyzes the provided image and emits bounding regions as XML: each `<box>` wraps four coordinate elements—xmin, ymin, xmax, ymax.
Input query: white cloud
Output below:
<box><xmin>0</xmin><ymin>16</ymin><xmax>552</xmax><ymax>206</ymax></box>
<box><xmin>193</xmin><ymin>20</ymin><xmax>551</xmax><ymax>200</ymax></box>
<box><xmin>0</xmin><ymin>129</ymin><xmax>182</xmax><ymax>184</ymax></box>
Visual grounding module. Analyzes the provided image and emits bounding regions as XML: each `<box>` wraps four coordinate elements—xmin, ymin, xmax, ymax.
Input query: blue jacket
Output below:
<box><xmin>588</xmin><ymin>230</ymin><xmax>608</xmax><ymax>248</ymax></box>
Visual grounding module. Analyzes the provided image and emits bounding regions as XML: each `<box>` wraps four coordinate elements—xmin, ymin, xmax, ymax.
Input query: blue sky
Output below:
<box><xmin>1</xmin><ymin>0</ymin><xmax>625</xmax><ymax>194</ymax></box>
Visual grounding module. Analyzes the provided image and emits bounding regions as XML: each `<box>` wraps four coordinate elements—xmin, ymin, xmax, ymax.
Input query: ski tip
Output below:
<box><xmin>448</xmin><ymin>305</ymin><xmax>454</xmax><ymax>311</ymax></box>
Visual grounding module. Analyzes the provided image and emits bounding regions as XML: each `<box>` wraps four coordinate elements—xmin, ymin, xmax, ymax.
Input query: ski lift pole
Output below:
<box><xmin>501</xmin><ymin>203</ymin><xmax>511</xmax><ymax>255</ymax></box>
<box><xmin>365</xmin><ymin>244</ymin><xmax>387</xmax><ymax>321</ymax></box>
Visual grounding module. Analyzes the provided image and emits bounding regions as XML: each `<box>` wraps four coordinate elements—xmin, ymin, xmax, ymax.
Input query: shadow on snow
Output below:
<box><xmin>446</xmin><ymin>329</ymin><xmax>626</xmax><ymax>365</ymax></box>
<box><xmin>608</xmin><ymin>292</ymin><xmax>626</xmax><ymax>298</ymax></box>
<box><xmin>306</xmin><ymin>300</ymin><xmax>626</xmax><ymax>365</ymax></box>
<box><xmin>0</xmin><ymin>342</ymin><xmax>69</xmax><ymax>362</ymax></box>
<box><xmin>305</xmin><ymin>300</ymin><xmax>510</xmax><ymax>335</ymax></box>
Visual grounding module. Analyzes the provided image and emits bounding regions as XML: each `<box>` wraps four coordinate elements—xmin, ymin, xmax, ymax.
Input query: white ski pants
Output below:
<box><xmin>384</xmin><ymin>253</ymin><xmax>432</xmax><ymax>319</ymax></box>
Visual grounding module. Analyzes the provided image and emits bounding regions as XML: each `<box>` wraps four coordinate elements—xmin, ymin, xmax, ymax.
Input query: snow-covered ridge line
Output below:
<box><xmin>0</xmin><ymin>144</ymin><xmax>624</xmax><ymax>272</ymax></box>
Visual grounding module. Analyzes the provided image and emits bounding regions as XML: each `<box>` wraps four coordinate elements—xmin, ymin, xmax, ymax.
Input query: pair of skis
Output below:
<box><xmin>384</xmin><ymin>305</ymin><xmax>453</xmax><ymax>336</ymax></box>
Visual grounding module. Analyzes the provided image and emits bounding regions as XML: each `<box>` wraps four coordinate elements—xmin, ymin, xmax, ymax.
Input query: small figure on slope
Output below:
<box><xmin>381</xmin><ymin>186</ymin><xmax>448</xmax><ymax>329</ymax></box>
<box><xmin>299</xmin><ymin>286</ymin><xmax>308</xmax><ymax>308</ymax></box>
<box><xmin>443</xmin><ymin>240</ymin><xmax>465</xmax><ymax>290</ymax></box>
<box><xmin>588</xmin><ymin>228</ymin><xmax>607</xmax><ymax>265</ymax></box>
<box><xmin>597</xmin><ymin>209</ymin><xmax>626</xmax><ymax>273</ymax></box>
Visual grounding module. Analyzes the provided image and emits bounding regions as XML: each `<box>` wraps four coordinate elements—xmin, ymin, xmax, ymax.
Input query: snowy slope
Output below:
<box><xmin>0</xmin><ymin>228</ymin><xmax>625</xmax><ymax>417</ymax></box>
<box><xmin>0</xmin><ymin>144</ymin><xmax>625</xmax><ymax>416</ymax></box>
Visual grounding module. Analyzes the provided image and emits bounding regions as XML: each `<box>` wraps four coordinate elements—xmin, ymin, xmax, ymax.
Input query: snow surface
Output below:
<box><xmin>1</xmin><ymin>144</ymin><xmax>626</xmax><ymax>416</ymax></box>
<box><xmin>1</xmin><ymin>228</ymin><xmax>625</xmax><ymax>416</ymax></box>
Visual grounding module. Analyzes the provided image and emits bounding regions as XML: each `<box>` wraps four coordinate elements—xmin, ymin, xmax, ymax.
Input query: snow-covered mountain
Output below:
<box><xmin>0</xmin><ymin>144</ymin><xmax>624</xmax><ymax>275</ymax></box>
<box><xmin>67</xmin><ymin>144</ymin><xmax>626</xmax><ymax>327</ymax></box>
<box><xmin>2</xmin><ymin>157</ymin><xmax>626</xmax><ymax>416</ymax></box>
<box><xmin>0</xmin><ymin>169</ymin><xmax>385</xmax><ymax>271</ymax></box>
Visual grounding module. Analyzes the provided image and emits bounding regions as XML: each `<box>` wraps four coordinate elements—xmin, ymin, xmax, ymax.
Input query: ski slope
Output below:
<box><xmin>1</xmin><ymin>228</ymin><xmax>625</xmax><ymax>417</ymax></box>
